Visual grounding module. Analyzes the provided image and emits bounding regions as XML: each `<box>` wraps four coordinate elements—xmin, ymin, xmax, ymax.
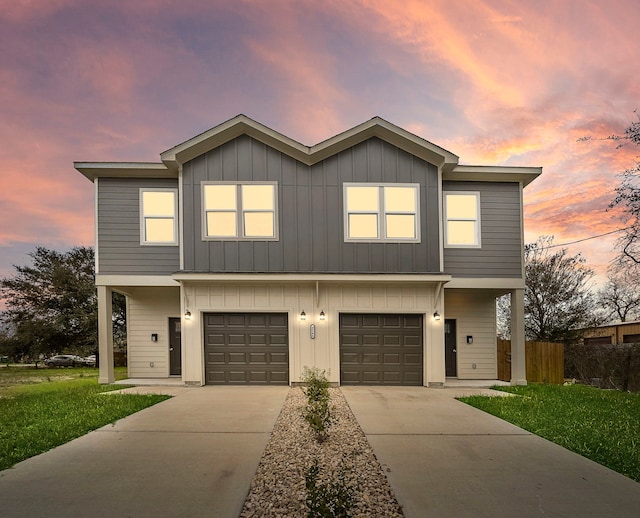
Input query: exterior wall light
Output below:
<box><xmin>300</xmin><ymin>310</ymin><xmax>306</xmax><ymax>321</ymax></box>
<box><xmin>433</xmin><ymin>311</ymin><xmax>441</xmax><ymax>321</ymax></box>
<box><xmin>184</xmin><ymin>310</ymin><xmax>192</xmax><ymax>320</ymax></box>
<box><xmin>319</xmin><ymin>310</ymin><xmax>326</xmax><ymax>321</ymax></box>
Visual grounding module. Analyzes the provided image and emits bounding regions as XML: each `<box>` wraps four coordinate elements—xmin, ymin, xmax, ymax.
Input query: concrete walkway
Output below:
<box><xmin>341</xmin><ymin>386</ymin><xmax>640</xmax><ymax>518</ymax></box>
<box><xmin>0</xmin><ymin>386</ymin><xmax>288</xmax><ymax>518</ymax></box>
<box><xmin>2</xmin><ymin>385</ymin><xmax>640</xmax><ymax>517</ymax></box>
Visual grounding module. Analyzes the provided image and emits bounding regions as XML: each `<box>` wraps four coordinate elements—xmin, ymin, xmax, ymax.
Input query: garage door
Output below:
<box><xmin>340</xmin><ymin>313</ymin><xmax>423</xmax><ymax>385</ymax></box>
<box><xmin>204</xmin><ymin>313</ymin><xmax>289</xmax><ymax>385</ymax></box>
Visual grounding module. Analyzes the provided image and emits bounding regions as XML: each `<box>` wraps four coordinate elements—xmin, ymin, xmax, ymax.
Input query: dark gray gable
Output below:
<box><xmin>182</xmin><ymin>134</ymin><xmax>440</xmax><ymax>273</ymax></box>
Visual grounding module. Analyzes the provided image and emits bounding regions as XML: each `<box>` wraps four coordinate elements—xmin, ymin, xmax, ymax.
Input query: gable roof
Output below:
<box><xmin>160</xmin><ymin>114</ymin><xmax>460</xmax><ymax>171</ymax></box>
<box><xmin>75</xmin><ymin>115</ymin><xmax>541</xmax><ymax>186</ymax></box>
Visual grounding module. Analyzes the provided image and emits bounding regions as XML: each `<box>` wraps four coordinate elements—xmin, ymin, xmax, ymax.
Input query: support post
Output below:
<box><xmin>510</xmin><ymin>288</ymin><xmax>527</xmax><ymax>385</ymax></box>
<box><xmin>97</xmin><ymin>285</ymin><xmax>115</xmax><ymax>384</ymax></box>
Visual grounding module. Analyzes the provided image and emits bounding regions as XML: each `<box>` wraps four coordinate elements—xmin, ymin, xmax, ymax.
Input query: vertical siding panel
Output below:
<box><xmin>352</xmin><ymin>143</ymin><xmax>368</xmax><ymax>181</ymax></box>
<box><xmin>367</xmin><ymin>138</ymin><xmax>383</xmax><ymax>182</ymax></box>
<box><xmin>282</xmin><ymin>184</ymin><xmax>297</xmax><ymax>271</ymax></box>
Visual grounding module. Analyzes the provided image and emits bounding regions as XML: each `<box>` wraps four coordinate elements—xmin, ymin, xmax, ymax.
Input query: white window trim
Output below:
<box><xmin>201</xmin><ymin>181</ymin><xmax>279</xmax><ymax>241</ymax></box>
<box><xmin>343</xmin><ymin>183</ymin><xmax>421</xmax><ymax>243</ymax></box>
<box><xmin>139</xmin><ymin>188</ymin><xmax>179</xmax><ymax>246</ymax></box>
<box><xmin>443</xmin><ymin>191</ymin><xmax>481</xmax><ymax>248</ymax></box>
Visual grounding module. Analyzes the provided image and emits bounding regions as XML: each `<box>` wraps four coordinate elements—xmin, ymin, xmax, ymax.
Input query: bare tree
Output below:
<box><xmin>524</xmin><ymin>236</ymin><xmax>599</xmax><ymax>341</ymax></box>
<box><xmin>583</xmin><ymin>112</ymin><xmax>640</xmax><ymax>268</ymax></box>
<box><xmin>597</xmin><ymin>269</ymin><xmax>640</xmax><ymax>323</ymax></box>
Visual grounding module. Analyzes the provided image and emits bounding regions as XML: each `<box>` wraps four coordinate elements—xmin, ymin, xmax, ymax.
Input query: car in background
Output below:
<box><xmin>45</xmin><ymin>355</ymin><xmax>86</xmax><ymax>368</ymax></box>
<box><xmin>84</xmin><ymin>355</ymin><xmax>97</xmax><ymax>367</ymax></box>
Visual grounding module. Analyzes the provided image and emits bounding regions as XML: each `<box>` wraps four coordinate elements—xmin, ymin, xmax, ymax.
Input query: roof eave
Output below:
<box><xmin>445</xmin><ymin>165</ymin><xmax>542</xmax><ymax>187</ymax></box>
<box><xmin>74</xmin><ymin>162</ymin><xmax>175</xmax><ymax>182</ymax></box>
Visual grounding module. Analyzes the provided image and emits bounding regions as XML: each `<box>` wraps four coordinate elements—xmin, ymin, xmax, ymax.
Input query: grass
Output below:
<box><xmin>0</xmin><ymin>365</ymin><xmax>170</xmax><ymax>471</ymax></box>
<box><xmin>459</xmin><ymin>384</ymin><xmax>640</xmax><ymax>482</ymax></box>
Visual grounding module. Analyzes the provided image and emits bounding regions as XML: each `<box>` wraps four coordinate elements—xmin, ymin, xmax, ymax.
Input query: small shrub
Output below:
<box><xmin>305</xmin><ymin>458</ymin><xmax>354</xmax><ymax>518</ymax></box>
<box><xmin>301</xmin><ymin>367</ymin><xmax>333</xmax><ymax>442</ymax></box>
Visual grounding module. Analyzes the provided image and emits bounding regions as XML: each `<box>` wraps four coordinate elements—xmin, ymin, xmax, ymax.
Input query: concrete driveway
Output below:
<box><xmin>0</xmin><ymin>386</ymin><xmax>288</xmax><ymax>518</ymax></box>
<box><xmin>341</xmin><ymin>386</ymin><xmax>640</xmax><ymax>518</ymax></box>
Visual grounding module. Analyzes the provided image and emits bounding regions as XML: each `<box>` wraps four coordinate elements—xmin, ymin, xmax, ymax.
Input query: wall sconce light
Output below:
<box><xmin>184</xmin><ymin>310</ymin><xmax>192</xmax><ymax>320</ymax></box>
<box><xmin>300</xmin><ymin>310</ymin><xmax>306</xmax><ymax>321</ymax></box>
<box><xmin>151</xmin><ymin>333</ymin><xmax>158</xmax><ymax>342</ymax></box>
<box><xmin>466</xmin><ymin>335</ymin><xmax>474</xmax><ymax>344</ymax></box>
<box><xmin>433</xmin><ymin>311</ymin><xmax>441</xmax><ymax>321</ymax></box>
<box><xmin>319</xmin><ymin>310</ymin><xmax>326</xmax><ymax>321</ymax></box>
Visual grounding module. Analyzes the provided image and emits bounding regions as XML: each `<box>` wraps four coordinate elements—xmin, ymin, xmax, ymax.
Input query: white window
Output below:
<box><xmin>202</xmin><ymin>182</ymin><xmax>278</xmax><ymax>240</ymax></box>
<box><xmin>140</xmin><ymin>189</ymin><xmax>178</xmax><ymax>245</ymax></box>
<box><xmin>444</xmin><ymin>192</ymin><xmax>481</xmax><ymax>247</ymax></box>
<box><xmin>344</xmin><ymin>183</ymin><xmax>420</xmax><ymax>242</ymax></box>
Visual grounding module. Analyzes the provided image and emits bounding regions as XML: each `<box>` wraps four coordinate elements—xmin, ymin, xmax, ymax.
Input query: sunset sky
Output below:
<box><xmin>1</xmin><ymin>0</ymin><xmax>639</xmax><ymax>292</ymax></box>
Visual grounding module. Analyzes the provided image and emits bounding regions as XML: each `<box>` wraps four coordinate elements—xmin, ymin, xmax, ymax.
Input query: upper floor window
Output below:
<box><xmin>140</xmin><ymin>189</ymin><xmax>178</xmax><ymax>246</ymax></box>
<box><xmin>444</xmin><ymin>192</ymin><xmax>481</xmax><ymax>247</ymax></box>
<box><xmin>344</xmin><ymin>183</ymin><xmax>420</xmax><ymax>242</ymax></box>
<box><xmin>202</xmin><ymin>182</ymin><xmax>278</xmax><ymax>240</ymax></box>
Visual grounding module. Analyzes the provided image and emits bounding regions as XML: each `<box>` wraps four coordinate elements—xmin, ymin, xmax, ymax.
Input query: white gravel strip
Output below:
<box><xmin>240</xmin><ymin>387</ymin><xmax>404</xmax><ymax>517</ymax></box>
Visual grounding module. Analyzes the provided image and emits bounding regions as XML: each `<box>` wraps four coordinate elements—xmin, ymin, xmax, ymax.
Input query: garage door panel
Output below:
<box><xmin>207</xmin><ymin>352</ymin><xmax>225</xmax><ymax>364</ymax></box>
<box><xmin>248</xmin><ymin>334</ymin><xmax>267</xmax><ymax>345</ymax></box>
<box><xmin>340</xmin><ymin>313</ymin><xmax>423</xmax><ymax>386</ymax></box>
<box><xmin>363</xmin><ymin>371</ymin><xmax>382</xmax><ymax>383</ymax></box>
<box><xmin>382</xmin><ymin>315</ymin><xmax>401</xmax><ymax>327</ymax></box>
<box><xmin>363</xmin><ymin>334</ymin><xmax>381</xmax><ymax>345</ymax></box>
<box><xmin>270</xmin><ymin>352</ymin><xmax>288</xmax><ymax>365</ymax></box>
<box><xmin>383</xmin><ymin>371</ymin><xmax>401</xmax><ymax>383</ymax></box>
<box><xmin>204</xmin><ymin>313</ymin><xmax>289</xmax><ymax>385</ymax></box>
<box><xmin>404</xmin><ymin>353</ymin><xmax>422</xmax><ymax>365</ymax></box>
<box><xmin>363</xmin><ymin>353</ymin><xmax>380</xmax><ymax>364</ymax></box>
<box><xmin>342</xmin><ymin>334</ymin><xmax>359</xmax><ymax>345</ymax></box>
<box><xmin>341</xmin><ymin>370</ymin><xmax>359</xmax><ymax>383</ymax></box>
<box><xmin>248</xmin><ymin>352</ymin><xmax>267</xmax><ymax>364</ymax></box>
<box><xmin>227</xmin><ymin>315</ymin><xmax>247</xmax><ymax>327</ymax></box>
<box><xmin>403</xmin><ymin>315</ymin><xmax>422</xmax><ymax>328</ymax></box>
<box><xmin>383</xmin><ymin>353</ymin><xmax>401</xmax><ymax>364</ymax></box>
<box><xmin>269</xmin><ymin>334</ymin><xmax>287</xmax><ymax>345</ymax></box>
<box><xmin>228</xmin><ymin>352</ymin><xmax>247</xmax><ymax>364</ymax></box>
<box><xmin>383</xmin><ymin>335</ymin><xmax>400</xmax><ymax>346</ymax></box>
<box><xmin>341</xmin><ymin>352</ymin><xmax>359</xmax><ymax>364</ymax></box>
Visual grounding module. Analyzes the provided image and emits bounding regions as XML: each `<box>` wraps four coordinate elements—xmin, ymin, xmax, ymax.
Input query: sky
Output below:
<box><xmin>1</xmin><ymin>0</ymin><xmax>639</xmax><ymax>295</ymax></box>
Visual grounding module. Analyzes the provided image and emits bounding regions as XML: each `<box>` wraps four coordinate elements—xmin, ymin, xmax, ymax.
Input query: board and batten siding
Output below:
<box><xmin>443</xmin><ymin>181</ymin><xmax>522</xmax><ymax>278</ymax></box>
<box><xmin>182</xmin><ymin>135</ymin><xmax>440</xmax><ymax>274</ymax></box>
<box><xmin>126</xmin><ymin>287</ymin><xmax>180</xmax><ymax>378</ymax></box>
<box><xmin>445</xmin><ymin>289</ymin><xmax>497</xmax><ymax>379</ymax></box>
<box><xmin>183</xmin><ymin>281</ymin><xmax>443</xmax><ymax>385</ymax></box>
<box><xmin>97</xmin><ymin>178</ymin><xmax>180</xmax><ymax>275</ymax></box>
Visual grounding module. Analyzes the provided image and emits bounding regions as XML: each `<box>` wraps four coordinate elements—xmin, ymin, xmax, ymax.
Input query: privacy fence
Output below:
<box><xmin>497</xmin><ymin>339</ymin><xmax>564</xmax><ymax>385</ymax></box>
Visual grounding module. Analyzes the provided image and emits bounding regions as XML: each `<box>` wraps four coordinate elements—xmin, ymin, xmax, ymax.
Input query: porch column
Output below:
<box><xmin>97</xmin><ymin>285</ymin><xmax>115</xmax><ymax>384</ymax></box>
<box><xmin>510</xmin><ymin>288</ymin><xmax>527</xmax><ymax>385</ymax></box>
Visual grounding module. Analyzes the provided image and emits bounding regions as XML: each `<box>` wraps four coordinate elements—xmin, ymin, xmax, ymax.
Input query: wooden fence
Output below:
<box><xmin>497</xmin><ymin>339</ymin><xmax>564</xmax><ymax>384</ymax></box>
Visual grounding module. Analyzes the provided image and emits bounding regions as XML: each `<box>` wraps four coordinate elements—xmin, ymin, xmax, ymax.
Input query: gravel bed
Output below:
<box><xmin>240</xmin><ymin>387</ymin><xmax>404</xmax><ymax>517</ymax></box>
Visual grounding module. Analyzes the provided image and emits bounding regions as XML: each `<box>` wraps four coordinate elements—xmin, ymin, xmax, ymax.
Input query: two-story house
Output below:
<box><xmin>76</xmin><ymin>115</ymin><xmax>540</xmax><ymax>387</ymax></box>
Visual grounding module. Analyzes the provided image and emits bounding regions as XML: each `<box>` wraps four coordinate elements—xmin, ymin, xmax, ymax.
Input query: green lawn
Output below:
<box><xmin>0</xmin><ymin>365</ymin><xmax>170</xmax><ymax>471</ymax></box>
<box><xmin>459</xmin><ymin>384</ymin><xmax>640</xmax><ymax>482</ymax></box>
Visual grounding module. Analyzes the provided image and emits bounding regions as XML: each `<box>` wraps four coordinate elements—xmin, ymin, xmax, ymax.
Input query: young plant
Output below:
<box><xmin>305</xmin><ymin>458</ymin><xmax>354</xmax><ymax>518</ymax></box>
<box><xmin>301</xmin><ymin>367</ymin><xmax>333</xmax><ymax>442</ymax></box>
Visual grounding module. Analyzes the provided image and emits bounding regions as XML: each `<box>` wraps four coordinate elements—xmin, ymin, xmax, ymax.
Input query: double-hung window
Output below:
<box><xmin>202</xmin><ymin>182</ymin><xmax>278</xmax><ymax>240</ymax></box>
<box><xmin>444</xmin><ymin>191</ymin><xmax>481</xmax><ymax>247</ymax></box>
<box><xmin>344</xmin><ymin>183</ymin><xmax>420</xmax><ymax>242</ymax></box>
<box><xmin>139</xmin><ymin>189</ymin><xmax>178</xmax><ymax>245</ymax></box>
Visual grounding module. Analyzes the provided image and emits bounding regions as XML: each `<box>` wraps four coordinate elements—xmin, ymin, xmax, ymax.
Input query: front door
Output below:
<box><xmin>445</xmin><ymin>319</ymin><xmax>457</xmax><ymax>377</ymax></box>
<box><xmin>169</xmin><ymin>317</ymin><xmax>182</xmax><ymax>376</ymax></box>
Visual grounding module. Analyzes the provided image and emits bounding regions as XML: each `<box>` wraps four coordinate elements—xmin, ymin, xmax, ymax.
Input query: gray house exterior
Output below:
<box><xmin>76</xmin><ymin>115</ymin><xmax>540</xmax><ymax>386</ymax></box>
